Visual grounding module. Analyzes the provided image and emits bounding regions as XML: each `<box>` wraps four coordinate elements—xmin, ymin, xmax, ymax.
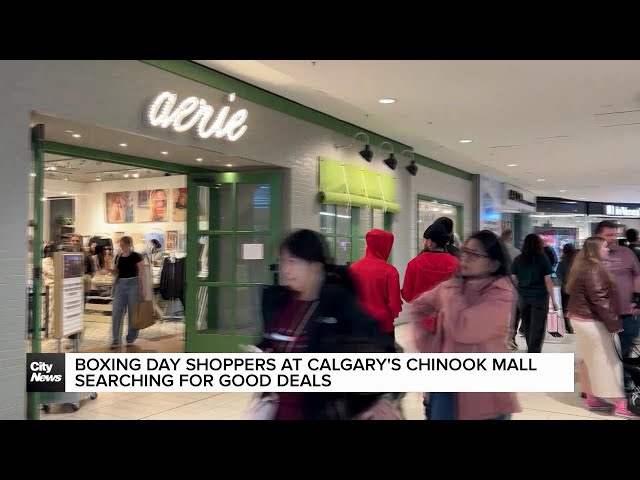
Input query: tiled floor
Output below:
<box><xmin>35</xmin><ymin>318</ymin><xmax>185</xmax><ymax>353</ymax></box>
<box><xmin>39</xmin><ymin>324</ymin><xmax>630</xmax><ymax>421</ymax></box>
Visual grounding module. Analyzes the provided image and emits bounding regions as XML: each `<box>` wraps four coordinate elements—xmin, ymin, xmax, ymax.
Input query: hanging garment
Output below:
<box><xmin>160</xmin><ymin>257</ymin><xmax>186</xmax><ymax>303</ymax></box>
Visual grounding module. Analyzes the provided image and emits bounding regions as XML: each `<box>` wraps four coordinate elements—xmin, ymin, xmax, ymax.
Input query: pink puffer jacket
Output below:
<box><xmin>410</xmin><ymin>275</ymin><xmax>521</xmax><ymax>420</ymax></box>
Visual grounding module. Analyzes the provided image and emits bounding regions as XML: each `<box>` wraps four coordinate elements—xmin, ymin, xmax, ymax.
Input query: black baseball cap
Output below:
<box><xmin>423</xmin><ymin>223</ymin><xmax>450</xmax><ymax>248</ymax></box>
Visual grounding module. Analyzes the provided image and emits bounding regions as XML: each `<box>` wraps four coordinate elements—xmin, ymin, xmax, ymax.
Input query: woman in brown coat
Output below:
<box><xmin>567</xmin><ymin>236</ymin><xmax>637</xmax><ymax>419</ymax></box>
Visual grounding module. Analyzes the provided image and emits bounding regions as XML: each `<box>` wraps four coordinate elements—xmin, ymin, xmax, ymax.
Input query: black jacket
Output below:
<box><xmin>260</xmin><ymin>273</ymin><xmax>391</xmax><ymax>419</ymax></box>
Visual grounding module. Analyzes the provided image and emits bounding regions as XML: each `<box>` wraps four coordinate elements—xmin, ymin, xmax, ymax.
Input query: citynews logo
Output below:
<box><xmin>26</xmin><ymin>353</ymin><xmax>66</xmax><ymax>392</ymax></box>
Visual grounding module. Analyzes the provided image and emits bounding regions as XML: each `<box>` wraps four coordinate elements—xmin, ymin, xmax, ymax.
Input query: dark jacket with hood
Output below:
<box><xmin>349</xmin><ymin>229</ymin><xmax>402</xmax><ymax>333</ymax></box>
<box><xmin>259</xmin><ymin>267</ymin><xmax>390</xmax><ymax>419</ymax></box>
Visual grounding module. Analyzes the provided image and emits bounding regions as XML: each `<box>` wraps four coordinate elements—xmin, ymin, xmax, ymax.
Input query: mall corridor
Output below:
<box><xmin>39</xmin><ymin>324</ymin><xmax>618</xmax><ymax>421</ymax></box>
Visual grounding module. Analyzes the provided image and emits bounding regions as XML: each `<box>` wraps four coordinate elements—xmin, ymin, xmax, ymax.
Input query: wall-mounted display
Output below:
<box><xmin>173</xmin><ymin>188</ymin><xmax>187</xmax><ymax>222</ymax></box>
<box><xmin>136</xmin><ymin>189</ymin><xmax>168</xmax><ymax>222</ymax></box>
<box><xmin>106</xmin><ymin>192</ymin><xmax>134</xmax><ymax>224</ymax></box>
<box><xmin>166</xmin><ymin>230</ymin><xmax>178</xmax><ymax>251</ymax></box>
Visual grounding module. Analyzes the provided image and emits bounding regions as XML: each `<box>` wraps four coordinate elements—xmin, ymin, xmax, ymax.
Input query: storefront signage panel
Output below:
<box><xmin>147</xmin><ymin>91</ymin><xmax>248</xmax><ymax>142</ymax></box>
<box><xmin>588</xmin><ymin>202</ymin><xmax>640</xmax><ymax>217</ymax></box>
<box><xmin>605</xmin><ymin>205</ymin><xmax>640</xmax><ymax>217</ymax></box>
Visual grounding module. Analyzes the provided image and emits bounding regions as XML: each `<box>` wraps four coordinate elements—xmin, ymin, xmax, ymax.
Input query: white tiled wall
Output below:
<box><xmin>0</xmin><ymin>60</ymin><xmax>475</xmax><ymax>418</ymax></box>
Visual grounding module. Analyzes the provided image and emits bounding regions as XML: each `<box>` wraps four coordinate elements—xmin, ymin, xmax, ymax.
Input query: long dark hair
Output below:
<box><xmin>561</xmin><ymin>243</ymin><xmax>576</xmax><ymax>264</ymax></box>
<box><xmin>521</xmin><ymin>233</ymin><xmax>543</xmax><ymax>264</ymax></box>
<box><xmin>279</xmin><ymin>229</ymin><xmax>355</xmax><ymax>293</ymax></box>
<box><xmin>279</xmin><ymin>229</ymin><xmax>332</xmax><ymax>266</ymax></box>
<box><xmin>434</xmin><ymin>217</ymin><xmax>455</xmax><ymax>246</ymax></box>
<box><xmin>466</xmin><ymin>230</ymin><xmax>510</xmax><ymax>277</ymax></box>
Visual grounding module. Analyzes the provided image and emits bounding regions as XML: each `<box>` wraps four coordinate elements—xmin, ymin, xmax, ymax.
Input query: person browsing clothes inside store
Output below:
<box><xmin>108</xmin><ymin>236</ymin><xmax>145</xmax><ymax>349</ymax></box>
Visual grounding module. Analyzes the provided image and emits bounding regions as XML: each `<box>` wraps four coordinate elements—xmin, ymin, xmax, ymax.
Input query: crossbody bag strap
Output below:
<box><xmin>285</xmin><ymin>300</ymin><xmax>319</xmax><ymax>353</ymax></box>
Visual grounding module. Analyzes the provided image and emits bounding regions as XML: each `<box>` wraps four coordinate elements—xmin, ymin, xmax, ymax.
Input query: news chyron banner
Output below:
<box><xmin>27</xmin><ymin>353</ymin><xmax>575</xmax><ymax>394</ymax></box>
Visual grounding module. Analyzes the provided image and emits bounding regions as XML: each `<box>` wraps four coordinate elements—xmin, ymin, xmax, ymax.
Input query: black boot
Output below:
<box><xmin>564</xmin><ymin>317</ymin><xmax>574</xmax><ymax>334</ymax></box>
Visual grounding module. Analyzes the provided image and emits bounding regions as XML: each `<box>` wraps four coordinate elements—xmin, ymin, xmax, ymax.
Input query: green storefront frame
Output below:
<box><xmin>416</xmin><ymin>194</ymin><xmax>464</xmax><ymax>252</ymax></box>
<box><xmin>320</xmin><ymin>204</ymin><xmax>393</xmax><ymax>265</ymax></box>
<box><xmin>27</xmin><ymin>135</ymin><xmax>284</xmax><ymax>418</ymax></box>
<box><xmin>185</xmin><ymin>171</ymin><xmax>283</xmax><ymax>353</ymax></box>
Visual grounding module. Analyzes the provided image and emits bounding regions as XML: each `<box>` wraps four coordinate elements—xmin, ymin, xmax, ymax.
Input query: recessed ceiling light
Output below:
<box><xmin>72</xmin><ymin>133</ymin><xmax>82</xmax><ymax>138</ymax></box>
<box><xmin>50</xmin><ymin>166</ymin><xmax>57</xmax><ymax>171</ymax></box>
<box><xmin>579</xmin><ymin>197</ymin><xmax>587</xmax><ymax>200</ymax></box>
<box><xmin>537</xmin><ymin>178</ymin><xmax>546</xmax><ymax>182</ymax></box>
<box><xmin>123</xmin><ymin>173</ymin><xmax>130</xmax><ymax>178</ymax></box>
<box><xmin>62</xmin><ymin>191</ymin><xmax>67</xmax><ymax>195</ymax></box>
<box><xmin>196</xmin><ymin>158</ymin><xmax>203</xmax><ymax>162</ymax></box>
<box><xmin>378</xmin><ymin>98</ymin><xmax>396</xmax><ymax>104</ymax></box>
<box><xmin>65</xmin><ymin>129</ymin><xmax>75</xmax><ymax>133</ymax></box>
<box><xmin>95</xmin><ymin>177</ymin><xmax>101</xmax><ymax>182</ymax></box>
<box><xmin>226</xmin><ymin>164</ymin><xmax>233</xmax><ymax>167</ymax></box>
<box><xmin>133</xmin><ymin>173</ymin><xmax>140</xmax><ymax>178</ymax></box>
<box><xmin>559</xmin><ymin>189</ymin><xmax>567</xmax><ymax>193</ymax></box>
<box><xmin>161</xmin><ymin>151</ymin><xmax>168</xmax><ymax>155</ymax></box>
<box><xmin>459</xmin><ymin>139</ymin><xmax>473</xmax><ymax>144</ymax></box>
<box><xmin>64</xmin><ymin>177</ymin><xmax>69</xmax><ymax>181</ymax></box>
<box><xmin>507</xmin><ymin>164</ymin><xmax>518</xmax><ymax>167</ymax></box>
<box><xmin>119</xmin><ymin>143</ymin><xmax>127</xmax><ymax>147</ymax></box>
<box><xmin>30</xmin><ymin>172</ymin><xmax>36</xmax><ymax>177</ymax></box>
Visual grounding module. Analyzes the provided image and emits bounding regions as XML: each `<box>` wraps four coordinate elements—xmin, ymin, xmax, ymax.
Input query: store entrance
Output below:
<box><xmin>185</xmin><ymin>171</ymin><xmax>283</xmax><ymax>352</ymax></box>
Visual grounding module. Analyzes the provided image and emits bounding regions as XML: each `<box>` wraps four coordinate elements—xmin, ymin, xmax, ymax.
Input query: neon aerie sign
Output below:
<box><xmin>147</xmin><ymin>91</ymin><xmax>248</xmax><ymax>142</ymax></box>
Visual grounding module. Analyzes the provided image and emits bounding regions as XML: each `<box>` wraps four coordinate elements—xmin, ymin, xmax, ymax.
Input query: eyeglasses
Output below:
<box><xmin>154</xmin><ymin>199</ymin><xmax>167</xmax><ymax>206</ymax></box>
<box><xmin>460</xmin><ymin>247</ymin><xmax>490</xmax><ymax>260</ymax></box>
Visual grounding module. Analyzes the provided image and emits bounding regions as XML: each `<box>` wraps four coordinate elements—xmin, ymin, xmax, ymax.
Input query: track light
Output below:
<box><xmin>335</xmin><ymin>132</ymin><xmax>373</xmax><ymax>163</ymax></box>
<box><xmin>380</xmin><ymin>142</ymin><xmax>397</xmax><ymax>170</ymax></box>
<box><xmin>402</xmin><ymin>149</ymin><xmax>418</xmax><ymax>176</ymax></box>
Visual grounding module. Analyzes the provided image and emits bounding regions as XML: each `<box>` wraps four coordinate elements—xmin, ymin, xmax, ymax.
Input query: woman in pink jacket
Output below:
<box><xmin>411</xmin><ymin>230</ymin><xmax>521</xmax><ymax>420</ymax></box>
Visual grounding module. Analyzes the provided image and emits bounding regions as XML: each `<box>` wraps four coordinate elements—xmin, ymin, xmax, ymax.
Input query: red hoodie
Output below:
<box><xmin>349</xmin><ymin>229</ymin><xmax>402</xmax><ymax>333</ymax></box>
<box><xmin>402</xmin><ymin>251</ymin><xmax>459</xmax><ymax>332</ymax></box>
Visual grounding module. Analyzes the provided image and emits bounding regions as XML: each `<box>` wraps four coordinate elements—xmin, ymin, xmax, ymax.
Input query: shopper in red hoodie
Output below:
<box><xmin>402</xmin><ymin>223</ymin><xmax>460</xmax><ymax>333</ymax></box>
<box><xmin>349</xmin><ymin>229</ymin><xmax>402</xmax><ymax>348</ymax></box>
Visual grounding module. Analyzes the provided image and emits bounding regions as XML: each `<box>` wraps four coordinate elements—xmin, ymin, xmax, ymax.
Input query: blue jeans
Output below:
<box><xmin>488</xmin><ymin>414</ymin><xmax>511</xmax><ymax>420</ymax></box>
<box><xmin>426</xmin><ymin>392</ymin><xmax>456</xmax><ymax>420</ymax></box>
<box><xmin>112</xmin><ymin>277</ymin><xmax>141</xmax><ymax>345</ymax></box>
<box><xmin>425</xmin><ymin>394</ymin><xmax>512</xmax><ymax>420</ymax></box>
<box><xmin>620</xmin><ymin>315</ymin><xmax>640</xmax><ymax>390</ymax></box>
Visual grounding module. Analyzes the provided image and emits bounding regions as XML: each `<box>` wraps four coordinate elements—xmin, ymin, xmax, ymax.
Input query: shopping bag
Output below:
<box><xmin>547</xmin><ymin>311</ymin><xmax>563</xmax><ymax>338</ymax></box>
<box><xmin>132</xmin><ymin>300</ymin><xmax>155</xmax><ymax>330</ymax></box>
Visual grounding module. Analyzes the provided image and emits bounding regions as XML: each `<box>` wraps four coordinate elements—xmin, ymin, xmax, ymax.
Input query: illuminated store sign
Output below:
<box><xmin>147</xmin><ymin>91</ymin><xmax>248</xmax><ymax>142</ymax></box>
<box><xmin>605</xmin><ymin>205</ymin><xmax>640</xmax><ymax>217</ymax></box>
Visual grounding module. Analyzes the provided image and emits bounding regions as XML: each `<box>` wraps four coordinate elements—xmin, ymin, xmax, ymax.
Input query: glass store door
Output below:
<box><xmin>185</xmin><ymin>171</ymin><xmax>282</xmax><ymax>352</ymax></box>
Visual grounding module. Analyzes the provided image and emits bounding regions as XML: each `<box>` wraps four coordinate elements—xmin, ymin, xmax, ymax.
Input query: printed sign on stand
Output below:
<box><xmin>54</xmin><ymin>252</ymin><xmax>84</xmax><ymax>339</ymax></box>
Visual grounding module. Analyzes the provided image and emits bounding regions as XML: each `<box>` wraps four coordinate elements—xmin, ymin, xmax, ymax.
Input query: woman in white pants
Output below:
<box><xmin>567</xmin><ymin>236</ymin><xmax>637</xmax><ymax>419</ymax></box>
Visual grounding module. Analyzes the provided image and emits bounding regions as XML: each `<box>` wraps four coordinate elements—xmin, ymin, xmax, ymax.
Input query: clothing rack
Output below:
<box><xmin>153</xmin><ymin>252</ymin><xmax>186</xmax><ymax>323</ymax></box>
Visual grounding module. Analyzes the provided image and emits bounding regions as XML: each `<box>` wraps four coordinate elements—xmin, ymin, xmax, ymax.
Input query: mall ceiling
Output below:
<box><xmin>33</xmin><ymin>113</ymin><xmax>270</xmax><ymax>174</ymax></box>
<box><xmin>196</xmin><ymin>60</ymin><xmax>640</xmax><ymax>203</ymax></box>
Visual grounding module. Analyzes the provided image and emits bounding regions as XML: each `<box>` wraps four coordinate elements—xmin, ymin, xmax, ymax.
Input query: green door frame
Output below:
<box><xmin>416</xmin><ymin>194</ymin><xmax>464</xmax><ymax>251</ymax></box>
<box><xmin>26</xmin><ymin>138</ymin><xmax>238</xmax><ymax>419</ymax></box>
<box><xmin>186</xmin><ymin>170</ymin><xmax>283</xmax><ymax>353</ymax></box>
<box><xmin>27</xmin><ymin>125</ymin><xmax>46</xmax><ymax>420</ymax></box>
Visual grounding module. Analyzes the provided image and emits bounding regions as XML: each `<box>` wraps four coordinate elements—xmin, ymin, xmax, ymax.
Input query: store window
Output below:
<box><xmin>417</xmin><ymin>196</ymin><xmax>462</xmax><ymax>252</ymax></box>
<box><xmin>320</xmin><ymin>204</ymin><xmax>392</xmax><ymax>265</ymax></box>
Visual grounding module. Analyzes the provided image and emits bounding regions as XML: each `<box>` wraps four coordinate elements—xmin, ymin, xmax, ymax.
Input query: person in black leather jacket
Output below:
<box><xmin>258</xmin><ymin>229</ymin><xmax>391</xmax><ymax>420</ymax></box>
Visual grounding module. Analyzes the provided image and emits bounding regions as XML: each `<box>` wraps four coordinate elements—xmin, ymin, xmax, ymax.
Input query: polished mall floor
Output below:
<box><xmin>39</xmin><ymin>324</ymin><xmax>627</xmax><ymax>421</ymax></box>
